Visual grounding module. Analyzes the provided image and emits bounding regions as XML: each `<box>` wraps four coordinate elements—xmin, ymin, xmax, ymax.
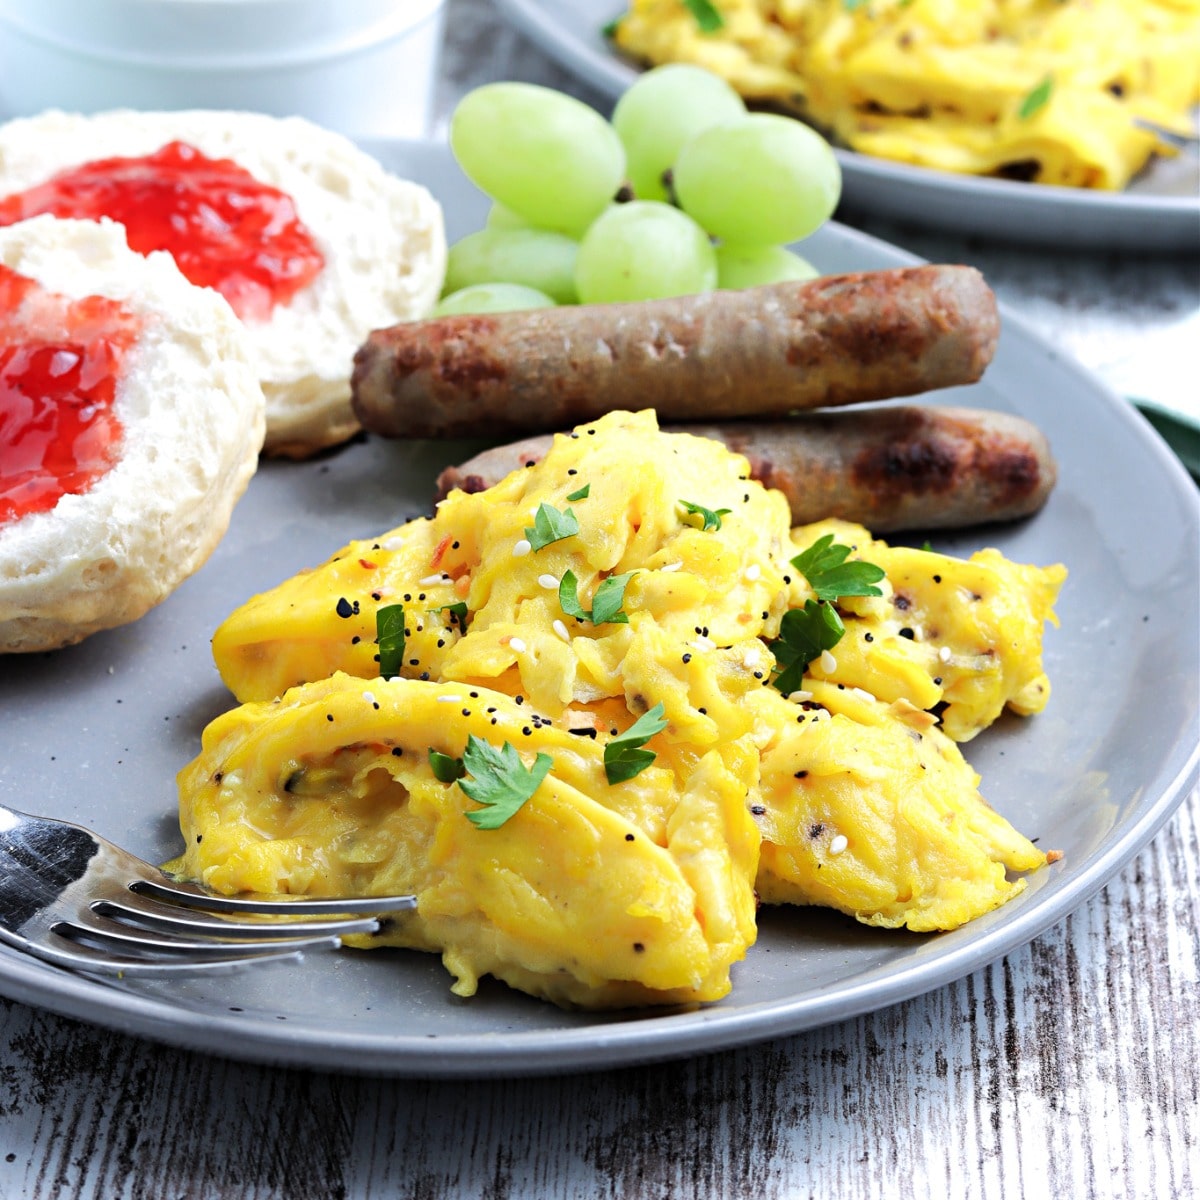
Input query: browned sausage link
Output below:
<box><xmin>433</xmin><ymin>406</ymin><xmax>1056</xmax><ymax>532</ymax></box>
<box><xmin>353</xmin><ymin>266</ymin><xmax>1000</xmax><ymax>440</ymax></box>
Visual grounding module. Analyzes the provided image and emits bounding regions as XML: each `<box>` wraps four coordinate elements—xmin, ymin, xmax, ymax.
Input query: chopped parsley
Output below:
<box><xmin>376</xmin><ymin>604</ymin><xmax>406</xmax><ymax>678</ymax></box>
<box><xmin>525</xmin><ymin>502</ymin><xmax>580</xmax><ymax>551</ymax></box>
<box><xmin>458</xmin><ymin>736</ymin><xmax>553</xmax><ymax>829</ymax></box>
<box><xmin>678</xmin><ymin>499</ymin><xmax>732</xmax><ymax>531</ymax></box>
<box><xmin>790</xmin><ymin>534</ymin><xmax>885</xmax><ymax>602</ymax></box>
<box><xmin>566</xmin><ymin>484</ymin><xmax>591</xmax><ymax>501</ymax></box>
<box><xmin>683</xmin><ymin>0</ymin><xmax>725</xmax><ymax>32</ymax></box>
<box><xmin>435</xmin><ymin>600</ymin><xmax>469</xmax><ymax>631</ymax></box>
<box><xmin>559</xmin><ymin>570</ymin><xmax>637</xmax><ymax>625</ymax></box>
<box><xmin>770</xmin><ymin>601</ymin><xmax>845</xmax><ymax>696</ymax></box>
<box><xmin>769</xmin><ymin>535</ymin><xmax>884</xmax><ymax>693</ymax></box>
<box><xmin>428</xmin><ymin>748</ymin><xmax>466</xmax><ymax>783</ymax></box>
<box><xmin>1018</xmin><ymin>75</ymin><xmax>1053</xmax><ymax>121</ymax></box>
<box><xmin>604</xmin><ymin>703</ymin><xmax>668</xmax><ymax>784</ymax></box>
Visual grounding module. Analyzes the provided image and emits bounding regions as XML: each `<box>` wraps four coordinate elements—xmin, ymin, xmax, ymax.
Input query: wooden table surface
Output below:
<box><xmin>2</xmin><ymin>4</ymin><xmax>1198</xmax><ymax>1197</ymax></box>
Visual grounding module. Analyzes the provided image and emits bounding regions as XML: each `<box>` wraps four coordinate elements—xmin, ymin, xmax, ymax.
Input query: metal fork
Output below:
<box><xmin>0</xmin><ymin>801</ymin><xmax>416</xmax><ymax>977</ymax></box>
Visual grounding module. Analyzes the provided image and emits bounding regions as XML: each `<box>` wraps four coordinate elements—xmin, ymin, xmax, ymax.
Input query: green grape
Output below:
<box><xmin>715</xmin><ymin>243</ymin><xmax>819</xmax><ymax>290</ymax></box>
<box><xmin>674</xmin><ymin>114</ymin><xmax>842</xmax><ymax>245</ymax></box>
<box><xmin>444</xmin><ymin>229</ymin><xmax>580</xmax><ymax>305</ymax></box>
<box><xmin>450</xmin><ymin>82</ymin><xmax>626</xmax><ymax>236</ymax></box>
<box><xmin>433</xmin><ymin>283</ymin><xmax>556</xmax><ymax>317</ymax></box>
<box><xmin>485</xmin><ymin>202</ymin><xmax>533</xmax><ymax>231</ymax></box>
<box><xmin>610</xmin><ymin>64</ymin><xmax>746</xmax><ymax>202</ymax></box>
<box><xmin>574</xmin><ymin>201</ymin><xmax>717</xmax><ymax>304</ymax></box>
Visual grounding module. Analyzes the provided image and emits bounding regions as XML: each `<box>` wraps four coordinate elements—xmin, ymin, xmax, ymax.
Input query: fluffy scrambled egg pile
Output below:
<box><xmin>175</xmin><ymin>411</ymin><xmax>1065</xmax><ymax>1009</ymax></box>
<box><xmin>614</xmin><ymin>0</ymin><xmax>1200</xmax><ymax>189</ymax></box>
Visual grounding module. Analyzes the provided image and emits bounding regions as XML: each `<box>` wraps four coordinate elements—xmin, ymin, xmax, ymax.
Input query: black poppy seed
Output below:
<box><xmin>587</xmin><ymin>428</ymin><xmax>596</xmax><ymax>435</ymax></box>
<box><xmin>750</xmin><ymin>804</ymin><xmax>766</xmax><ymax>816</ymax></box>
<box><xmin>195</xmin><ymin>835</ymin><xmax>203</xmax><ymax>844</ymax></box>
<box><xmin>753</xmin><ymin>671</ymin><xmax>763</xmax><ymax>679</ymax></box>
<box><xmin>417</xmin><ymin>593</ymin><xmax>426</xmax><ymax>602</ymax></box>
<box><xmin>809</xmin><ymin>822</ymin><xmax>824</xmax><ymax>839</ymax></box>
<box><xmin>371</xmin><ymin>592</ymin><xmax>382</xmax><ymax>601</ymax></box>
<box><xmin>391</xmin><ymin>747</ymin><xmax>404</xmax><ymax>756</ymax></box>
<box><xmin>373</xmin><ymin>702</ymin><xmax>381</xmax><ymax>711</ymax></box>
<box><xmin>864</xmin><ymin>632</ymin><xmax>874</xmax><ymax>642</ymax></box>
<box><xmin>335</xmin><ymin>597</ymin><xmax>354</xmax><ymax>619</ymax></box>
<box><xmin>899</xmin><ymin>628</ymin><xmax>915</xmax><ymax>640</ymax></box>
<box><xmin>567</xmin><ymin>468</ymin><xmax>577</xmax><ymax>475</ymax></box>
<box><xmin>437</xmin><ymin>640</ymin><xmax>445</xmax><ymax>649</ymax></box>
<box><xmin>326</xmin><ymin>714</ymin><xmax>334</xmax><ymax>722</ymax></box>
<box><xmin>470</xmin><ymin>691</ymin><xmax>479</xmax><ymax>698</ymax></box>
<box><xmin>682</xmin><ymin>652</ymin><xmax>692</xmax><ymax>664</ymax></box>
<box><xmin>933</xmin><ymin>574</ymin><xmax>942</xmax><ymax>583</ymax></box>
<box><xmin>761</xmin><ymin>611</ymin><xmax>769</xmax><ymax>620</ymax></box>
<box><xmin>515</xmin><ymin>695</ymin><xmax>525</xmax><ymax>705</ymax></box>
<box><xmin>632</xmin><ymin>942</ymin><xmax>644</xmax><ymax>952</ymax></box>
<box><xmin>409</xmin><ymin>658</ymin><xmax>420</xmax><ymax>665</ymax></box>
<box><xmin>698</xmin><ymin>707</ymin><xmax>707</xmax><ymax>714</ymax></box>
<box><xmin>783</xmin><ymin>575</ymin><xmax>792</xmax><ymax>584</ymax></box>
<box><xmin>351</xmin><ymin>635</ymin><xmax>361</xmax><ymax>645</ymax></box>
<box><xmin>794</xmin><ymin>769</ymin><xmax>808</xmax><ymax>779</ymax></box>
<box><xmin>419</xmin><ymin>671</ymin><xmax>431</xmax><ymax>681</ymax></box>
<box><xmin>524</xmin><ymin>459</ymin><xmax>536</xmax><ymax>467</ymax></box>
<box><xmin>462</xmin><ymin>709</ymin><xmax>471</xmax><ymax>717</ymax></box>
<box><xmin>933</xmin><ymin>676</ymin><xmax>943</xmax><ymax>685</ymax></box>
<box><xmin>491</xmin><ymin>717</ymin><xmax>498</xmax><ymax>725</ymax></box>
<box><xmin>625</xmin><ymin>833</ymin><xmax>635</xmax><ymax>842</ymax></box>
<box><xmin>214</xmin><ymin>772</ymin><xmax>223</xmax><ymax>783</ymax></box>
<box><xmin>895</xmin><ymin>595</ymin><xmax>911</xmax><ymax>611</ymax></box>
<box><xmin>403</xmin><ymin>593</ymin><xmax>412</xmax><ymax>601</ymax></box>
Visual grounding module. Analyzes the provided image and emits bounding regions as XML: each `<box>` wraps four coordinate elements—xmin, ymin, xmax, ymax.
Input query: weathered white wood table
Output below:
<box><xmin>2</xmin><ymin>4</ymin><xmax>1198</xmax><ymax>1196</ymax></box>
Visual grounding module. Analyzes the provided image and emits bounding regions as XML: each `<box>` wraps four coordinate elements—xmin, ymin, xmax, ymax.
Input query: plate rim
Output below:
<box><xmin>0</xmin><ymin>137</ymin><xmax>1197</xmax><ymax>1078</ymax></box>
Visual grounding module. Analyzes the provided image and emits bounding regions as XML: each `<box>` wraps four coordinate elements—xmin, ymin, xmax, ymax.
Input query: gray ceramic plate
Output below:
<box><xmin>491</xmin><ymin>0</ymin><xmax>1200</xmax><ymax>251</ymax></box>
<box><xmin>0</xmin><ymin>140</ymin><xmax>1196</xmax><ymax>1078</ymax></box>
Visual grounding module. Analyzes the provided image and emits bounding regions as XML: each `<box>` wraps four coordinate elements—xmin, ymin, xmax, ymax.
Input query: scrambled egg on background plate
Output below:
<box><xmin>174</xmin><ymin>412</ymin><xmax>1064</xmax><ymax>1009</ymax></box>
<box><xmin>614</xmin><ymin>0</ymin><xmax>1200</xmax><ymax>189</ymax></box>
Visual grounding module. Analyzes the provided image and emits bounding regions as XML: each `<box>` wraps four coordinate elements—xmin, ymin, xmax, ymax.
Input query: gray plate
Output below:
<box><xmin>491</xmin><ymin>0</ymin><xmax>1200</xmax><ymax>251</ymax></box>
<box><xmin>0</xmin><ymin>140</ymin><xmax>1197</xmax><ymax>1078</ymax></box>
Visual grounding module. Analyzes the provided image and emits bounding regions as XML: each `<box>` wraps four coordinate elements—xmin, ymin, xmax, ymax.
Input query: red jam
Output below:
<box><xmin>0</xmin><ymin>141</ymin><xmax>325</xmax><ymax>322</ymax></box>
<box><xmin>0</xmin><ymin>262</ymin><xmax>143</xmax><ymax>525</ymax></box>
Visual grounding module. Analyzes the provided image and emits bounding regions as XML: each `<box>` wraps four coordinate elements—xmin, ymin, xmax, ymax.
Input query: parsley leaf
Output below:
<box><xmin>566</xmin><ymin>484</ymin><xmax>590</xmax><ymax>501</ymax></box>
<box><xmin>678</xmin><ymin>499</ymin><xmax>732</xmax><ymax>531</ymax></box>
<box><xmin>525</xmin><ymin>502</ymin><xmax>580</xmax><ymax>551</ymax></box>
<box><xmin>770</xmin><ymin>600</ymin><xmax>845</xmax><ymax>695</ymax></box>
<box><xmin>683</xmin><ymin>0</ymin><xmax>724</xmax><ymax>32</ymax></box>
<box><xmin>604</xmin><ymin>703</ymin><xmax>669</xmax><ymax>784</ymax></box>
<box><xmin>428</xmin><ymin>748</ymin><xmax>466</xmax><ymax>783</ymax></box>
<box><xmin>435</xmin><ymin>600</ymin><xmax>469</xmax><ymax>631</ymax></box>
<box><xmin>1018</xmin><ymin>75</ymin><xmax>1053</xmax><ymax>121</ymax></box>
<box><xmin>458</xmin><ymin>736</ymin><xmax>553</xmax><ymax>829</ymax></box>
<box><xmin>559</xmin><ymin>570</ymin><xmax>636</xmax><ymax>625</ymax></box>
<box><xmin>791</xmin><ymin>534</ymin><xmax>885</xmax><ymax>602</ymax></box>
<box><xmin>376</xmin><ymin>604</ymin><xmax>406</xmax><ymax>678</ymax></box>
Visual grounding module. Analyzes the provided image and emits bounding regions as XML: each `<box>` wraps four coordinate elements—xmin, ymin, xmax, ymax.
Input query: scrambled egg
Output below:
<box><xmin>176</xmin><ymin>410</ymin><xmax>1065</xmax><ymax>1008</ymax></box>
<box><xmin>614</xmin><ymin>0</ymin><xmax>1200</xmax><ymax>189</ymax></box>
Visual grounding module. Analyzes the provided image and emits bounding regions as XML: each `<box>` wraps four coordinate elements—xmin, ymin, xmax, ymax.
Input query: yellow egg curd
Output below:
<box><xmin>175</xmin><ymin>410</ymin><xmax>1066</xmax><ymax>1008</ymax></box>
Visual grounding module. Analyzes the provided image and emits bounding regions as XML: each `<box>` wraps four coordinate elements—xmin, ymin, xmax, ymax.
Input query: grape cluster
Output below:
<box><xmin>436</xmin><ymin>65</ymin><xmax>842</xmax><ymax>316</ymax></box>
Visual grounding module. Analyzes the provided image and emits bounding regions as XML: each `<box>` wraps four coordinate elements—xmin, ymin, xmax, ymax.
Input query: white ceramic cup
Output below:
<box><xmin>0</xmin><ymin>0</ymin><xmax>447</xmax><ymax>138</ymax></box>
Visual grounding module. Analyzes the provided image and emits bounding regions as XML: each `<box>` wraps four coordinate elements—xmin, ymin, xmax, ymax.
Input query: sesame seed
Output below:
<box><xmin>660</xmin><ymin>561</ymin><xmax>683</xmax><ymax>573</ymax></box>
<box><xmin>743</xmin><ymin>564</ymin><xmax>761</xmax><ymax>582</ymax></box>
<box><xmin>513</xmin><ymin>539</ymin><xmax>532</xmax><ymax>557</ymax></box>
<box><xmin>819</xmin><ymin>650</ymin><xmax>837</xmax><ymax>673</ymax></box>
<box><xmin>939</xmin><ymin>645</ymin><xmax>953</xmax><ymax>663</ymax></box>
<box><xmin>553</xmin><ymin>619</ymin><xmax>571</xmax><ymax>643</ymax></box>
<box><xmin>362</xmin><ymin>691</ymin><xmax>376</xmax><ymax>706</ymax></box>
<box><xmin>538</xmin><ymin>573</ymin><xmax>559</xmax><ymax>589</ymax></box>
<box><xmin>509</xmin><ymin>637</ymin><xmax>527</xmax><ymax>653</ymax></box>
<box><xmin>692</xmin><ymin>636</ymin><xmax>715</xmax><ymax>652</ymax></box>
<box><xmin>787</xmin><ymin>690</ymin><xmax>813</xmax><ymax>703</ymax></box>
<box><xmin>850</xmin><ymin>687</ymin><xmax>877</xmax><ymax>702</ymax></box>
<box><xmin>382</xmin><ymin>536</ymin><xmax>404</xmax><ymax>551</ymax></box>
<box><xmin>418</xmin><ymin>573</ymin><xmax>450</xmax><ymax>586</ymax></box>
<box><xmin>436</xmin><ymin>695</ymin><xmax>463</xmax><ymax>704</ymax></box>
<box><xmin>829</xmin><ymin>834</ymin><xmax>848</xmax><ymax>855</ymax></box>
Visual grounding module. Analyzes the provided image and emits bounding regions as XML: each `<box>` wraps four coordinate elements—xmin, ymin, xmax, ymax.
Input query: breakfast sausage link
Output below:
<box><xmin>434</xmin><ymin>405</ymin><xmax>1056</xmax><ymax>532</ymax></box>
<box><xmin>352</xmin><ymin>265</ymin><xmax>1000</xmax><ymax>439</ymax></box>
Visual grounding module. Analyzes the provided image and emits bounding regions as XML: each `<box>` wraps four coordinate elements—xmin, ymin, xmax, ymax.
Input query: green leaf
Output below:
<box><xmin>770</xmin><ymin>600</ymin><xmax>845</xmax><ymax>695</ymax></box>
<box><xmin>376</xmin><ymin>604</ymin><xmax>406</xmax><ymax>679</ymax></box>
<box><xmin>558</xmin><ymin>570</ymin><xmax>636</xmax><ymax>625</ymax></box>
<box><xmin>428</xmin><ymin>748</ymin><xmax>465</xmax><ymax>783</ymax></box>
<box><xmin>458</xmin><ymin>736</ymin><xmax>553</xmax><ymax>829</ymax></box>
<box><xmin>566</xmin><ymin>484</ymin><xmax>590</xmax><ymax>501</ymax></box>
<box><xmin>434</xmin><ymin>600</ymin><xmax>469</xmax><ymax>631</ymax></box>
<box><xmin>590</xmin><ymin>572</ymin><xmax>636</xmax><ymax>625</ymax></box>
<box><xmin>790</xmin><ymin>534</ymin><xmax>885</xmax><ymax>602</ymax></box>
<box><xmin>601</xmin><ymin>15</ymin><xmax>622</xmax><ymax>39</ymax></box>
<box><xmin>604</xmin><ymin>703</ymin><xmax>669</xmax><ymax>784</ymax></box>
<box><xmin>682</xmin><ymin>0</ymin><xmax>724</xmax><ymax>32</ymax></box>
<box><xmin>678</xmin><ymin>499</ymin><xmax>732</xmax><ymax>531</ymax></box>
<box><xmin>525</xmin><ymin>502</ymin><xmax>579</xmax><ymax>551</ymax></box>
<box><xmin>1018</xmin><ymin>75</ymin><xmax>1053</xmax><ymax>121</ymax></box>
